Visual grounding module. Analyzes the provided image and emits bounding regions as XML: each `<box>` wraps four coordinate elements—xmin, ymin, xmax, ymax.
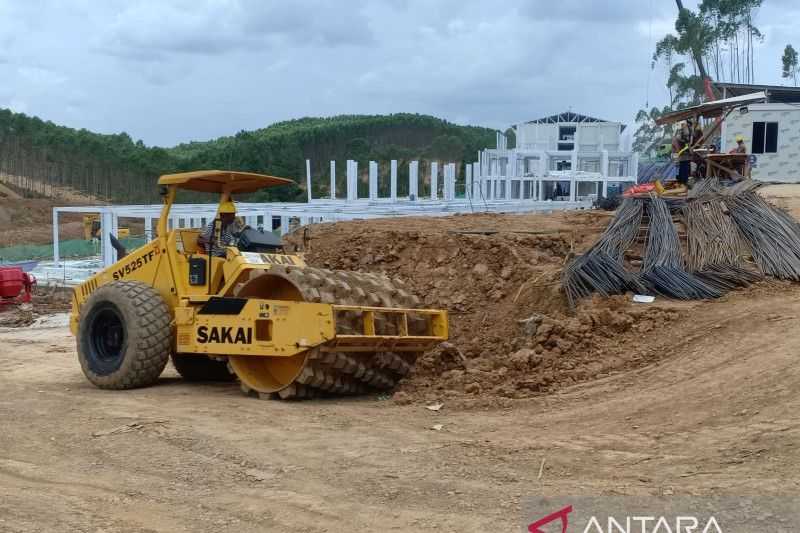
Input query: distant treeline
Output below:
<box><xmin>0</xmin><ymin>109</ymin><xmax>496</xmax><ymax>204</ymax></box>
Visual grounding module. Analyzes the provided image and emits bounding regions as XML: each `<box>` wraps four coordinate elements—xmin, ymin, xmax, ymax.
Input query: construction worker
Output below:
<box><xmin>688</xmin><ymin>119</ymin><xmax>706</xmax><ymax>179</ymax></box>
<box><xmin>728</xmin><ymin>134</ymin><xmax>748</xmax><ymax>178</ymax></box>
<box><xmin>672</xmin><ymin>121</ymin><xmax>691</xmax><ymax>186</ymax></box>
<box><xmin>198</xmin><ymin>200</ymin><xmax>239</xmax><ymax>257</ymax></box>
<box><xmin>729</xmin><ymin>134</ymin><xmax>747</xmax><ymax>154</ymax></box>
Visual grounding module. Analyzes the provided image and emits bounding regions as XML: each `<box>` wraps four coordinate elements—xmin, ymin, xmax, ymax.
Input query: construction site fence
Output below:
<box><xmin>0</xmin><ymin>236</ymin><xmax>147</xmax><ymax>263</ymax></box>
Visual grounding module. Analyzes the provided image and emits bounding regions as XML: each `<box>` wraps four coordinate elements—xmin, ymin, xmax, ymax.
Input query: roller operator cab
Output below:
<box><xmin>70</xmin><ymin>170</ymin><xmax>448</xmax><ymax>399</ymax></box>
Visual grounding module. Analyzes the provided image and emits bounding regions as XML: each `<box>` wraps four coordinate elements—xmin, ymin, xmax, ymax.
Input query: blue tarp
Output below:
<box><xmin>638</xmin><ymin>160</ymin><xmax>677</xmax><ymax>183</ymax></box>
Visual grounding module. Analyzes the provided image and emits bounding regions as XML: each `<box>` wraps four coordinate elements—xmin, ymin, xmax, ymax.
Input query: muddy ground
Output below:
<box><xmin>1</xmin><ymin>202</ymin><xmax>799</xmax><ymax>531</ymax></box>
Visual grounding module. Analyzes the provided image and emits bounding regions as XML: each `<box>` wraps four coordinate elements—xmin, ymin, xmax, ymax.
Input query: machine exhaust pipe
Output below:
<box><xmin>109</xmin><ymin>233</ymin><xmax>127</xmax><ymax>260</ymax></box>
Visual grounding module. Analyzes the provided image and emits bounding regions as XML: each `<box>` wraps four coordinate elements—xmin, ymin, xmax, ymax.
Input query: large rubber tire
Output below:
<box><xmin>77</xmin><ymin>281</ymin><xmax>171</xmax><ymax>390</ymax></box>
<box><xmin>171</xmin><ymin>354</ymin><xmax>235</xmax><ymax>382</ymax></box>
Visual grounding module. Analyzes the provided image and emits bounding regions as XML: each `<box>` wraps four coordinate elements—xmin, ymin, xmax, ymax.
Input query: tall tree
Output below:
<box><xmin>782</xmin><ymin>44</ymin><xmax>799</xmax><ymax>86</ymax></box>
<box><xmin>636</xmin><ymin>0</ymin><xmax>763</xmax><ymax>156</ymax></box>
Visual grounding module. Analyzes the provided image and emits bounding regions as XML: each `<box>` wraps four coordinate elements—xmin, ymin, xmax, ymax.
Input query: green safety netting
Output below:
<box><xmin>0</xmin><ymin>236</ymin><xmax>148</xmax><ymax>263</ymax></box>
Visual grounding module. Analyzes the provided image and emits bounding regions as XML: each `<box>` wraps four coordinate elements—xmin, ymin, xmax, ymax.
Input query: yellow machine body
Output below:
<box><xmin>70</xmin><ymin>170</ymin><xmax>448</xmax><ymax>398</ymax></box>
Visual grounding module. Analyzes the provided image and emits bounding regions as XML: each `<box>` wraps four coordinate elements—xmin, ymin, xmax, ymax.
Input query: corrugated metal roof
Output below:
<box><xmin>714</xmin><ymin>82</ymin><xmax>800</xmax><ymax>103</ymax></box>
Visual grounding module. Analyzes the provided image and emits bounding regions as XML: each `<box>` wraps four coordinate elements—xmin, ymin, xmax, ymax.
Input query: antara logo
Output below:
<box><xmin>528</xmin><ymin>505</ymin><xmax>723</xmax><ymax>533</ymax></box>
<box><xmin>529</xmin><ymin>505</ymin><xmax>572</xmax><ymax>533</ymax></box>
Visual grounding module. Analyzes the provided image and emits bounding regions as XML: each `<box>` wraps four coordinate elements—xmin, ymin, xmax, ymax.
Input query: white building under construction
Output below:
<box><xmin>473</xmin><ymin>111</ymin><xmax>638</xmax><ymax>201</ymax></box>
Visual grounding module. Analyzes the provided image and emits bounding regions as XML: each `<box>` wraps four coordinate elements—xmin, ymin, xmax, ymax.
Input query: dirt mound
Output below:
<box><xmin>285</xmin><ymin>211</ymin><xmax>687</xmax><ymax>405</ymax></box>
<box><xmin>399</xmin><ymin>297</ymin><xmax>678</xmax><ymax>406</ymax></box>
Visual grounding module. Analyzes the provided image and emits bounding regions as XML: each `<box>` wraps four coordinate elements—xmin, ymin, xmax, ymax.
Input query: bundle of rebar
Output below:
<box><xmin>588</xmin><ymin>199</ymin><xmax>643</xmax><ymax>260</ymax></box>
<box><xmin>639</xmin><ymin>266</ymin><xmax>722</xmax><ymax>299</ymax></box>
<box><xmin>639</xmin><ymin>196</ymin><xmax>721</xmax><ymax>299</ymax></box>
<box><xmin>721</xmin><ymin>179</ymin><xmax>761</xmax><ymax>197</ymax></box>
<box><xmin>561</xmin><ymin>184</ymin><xmax>800</xmax><ymax>307</ymax></box>
<box><xmin>687</xmin><ymin>177</ymin><xmax>721</xmax><ymax>199</ymax></box>
<box><xmin>561</xmin><ymin>200</ymin><xmax>645</xmax><ymax>307</ymax></box>
<box><xmin>683</xmin><ymin>199</ymin><xmax>748</xmax><ymax>270</ymax></box>
<box><xmin>693</xmin><ymin>264</ymin><xmax>763</xmax><ymax>292</ymax></box>
<box><xmin>727</xmin><ymin>191</ymin><xmax>800</xmax><ymax>280</ymax></box>
<box><xmin>642</xmin><ymin>196</ymin><xmax>683</xmax><ymax>271</ymax></box>
<box><xmin>562</xmin><ymin>250</ymin><xmax>647</xmax><ymax>309</ymax></box>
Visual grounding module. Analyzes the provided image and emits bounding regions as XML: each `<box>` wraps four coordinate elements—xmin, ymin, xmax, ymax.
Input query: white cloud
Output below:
<box><xmin>94</xmin><ymin>0</ymin><xmax>374</xmax><ymax>61</ymax></box>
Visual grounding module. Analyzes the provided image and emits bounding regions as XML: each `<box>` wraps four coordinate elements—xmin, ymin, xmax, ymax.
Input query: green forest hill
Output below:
<box><xmin>0</xmin><ymin>109</ymin><xmax>497</xmax><ymax>204</ymax></box>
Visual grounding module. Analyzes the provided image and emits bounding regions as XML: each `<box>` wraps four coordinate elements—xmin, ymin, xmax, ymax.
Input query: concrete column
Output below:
<box><xmin>330</xmin><ymin>160</ymin><xmax>336</xmax><ymax>200</ymax></box>
<box><xmin>466</xmin><ymin>164</ymin><xmax>472</xmax><ymax>199</ymax></box>
<box><xmin>569</xmin><ymin>179</ymin><xmax>576</xmax><ymax>202</ymax></box>
<box><xmin>390</xmin><ymin>160</ymin><xmax>397</xmax><ymax>202</ymax></box>
<box><xmin>352</xmin><ymin>161</ymin><xmax>358</xmax><ymax>200</ymax></box>
<box><xmin>601</xmin><ymin>150</ymin><xmax>609</xmax><ymax>179</ymax></box>
<box><xmin>631</xmin><ymin>153</ymin><xmax>639</xmax><ymax>181</ymax></box>
<box><xmin>489</xmin><ymin>160</ymin><xmax>497</xmax><ymax>199</ymax></box>
<box><xmin>52</xmin><ymin>208</ymin><xmax>60</xmax><ymax>265</ymax></box>
<box><xmin>101</xmin><ymin>211</ymin><xmax>114</xmax><ymax>266</ymax></box>
<box><xmin>346</xmin><ymin>160</ymin><xmax>358</xmax><ymax>201</ymax></box>
<box><xmin>448</xmin><ymin>163</ymin><xmax>456</xmax><ymax>200</ymax></box>
<box><xmin>473</xmin><ymin>162</ymin><xmax>481</xmax><ymax>199</ymax></box>
<box><xmin>345</xmin><ymin>160</ymin><xmax>350</xmax><ymax>200</ymax></box>
<box><xmin>453</xmin><ymin>163</ymin><xmax>458</xmax><ymax>200</ymax></box>
<box><xmin>280</xmin><ymin>215</ymin><xmax>289</xmax><ymax>236</ymax></box>
<box><xmin>430</xmin><ymin>161</ymin><xmax>438</xmax><ymax>200</ymax></box>
<box><xmin>505</xmin><ymin>156</ymin><xmax>512</xmax><ymax>200</ymax></box>
<box><xmin>144</xmin><ymin>216</ymin><xmax>152</xmax><ymax>241</ymax></box>
<box><xmin>306</xmin><ymin>159</ymin><xmax>312</xmax><ymax>202</ymax></box>
<box><xmin>368</xmin><ymin>160</ymin><xmax>378</xmax><ymax>200</ymax></box>
<box><xmin>441</xmin><ymin>164</ymin><xmax>448</xmax><ymax>200</ymax></box>
<box><xmin>111</xmin><ymin>214</ymin><xmax>120</xmax><ymax>263</ymax></box>
<box><xmin>346</xmin><ymin>160</ymin><xmax>352</xmax><ymax>201</ymax></box>
<box><xmin>409</xmin><ymin>161</ymin><xmax>419</xmax><ymax>199</ymax></box>
<box><xmin>442</xmin><ymin>163</ymin><xmax>450</xmax><ymax>200</ymax></box>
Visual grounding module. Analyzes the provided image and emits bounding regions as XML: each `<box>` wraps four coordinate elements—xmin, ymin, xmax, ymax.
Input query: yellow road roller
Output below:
<box><xmin>70</xmin><ymin>170</ymin><xmax>448</xmax><ymax>399</ymax></box>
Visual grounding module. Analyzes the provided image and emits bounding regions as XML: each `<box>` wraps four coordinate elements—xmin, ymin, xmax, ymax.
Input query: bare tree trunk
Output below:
<box><xmin>675</xmin><ymin>0</ymin><xmax>710</xmax><ymax>81</ymax></box>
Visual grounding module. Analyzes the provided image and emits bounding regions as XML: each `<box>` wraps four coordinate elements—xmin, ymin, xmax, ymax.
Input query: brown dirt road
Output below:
<box><xmin>1</xmin><ymin>285</ymin><xmax>798</xmax><ymax>532</ymax></box>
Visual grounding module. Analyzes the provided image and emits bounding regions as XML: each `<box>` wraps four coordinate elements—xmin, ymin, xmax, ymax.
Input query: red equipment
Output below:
<box><xmin>0</xmin><ymin>267</ymin><xmax>36</xmax><ymax>305</ymax></box>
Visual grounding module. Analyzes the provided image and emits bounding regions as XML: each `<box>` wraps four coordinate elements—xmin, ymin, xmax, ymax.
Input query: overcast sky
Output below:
<box><xmin>0</xmin><ymin>0</ymin><xmax>797</xmax><ymax>147</ymax></box>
